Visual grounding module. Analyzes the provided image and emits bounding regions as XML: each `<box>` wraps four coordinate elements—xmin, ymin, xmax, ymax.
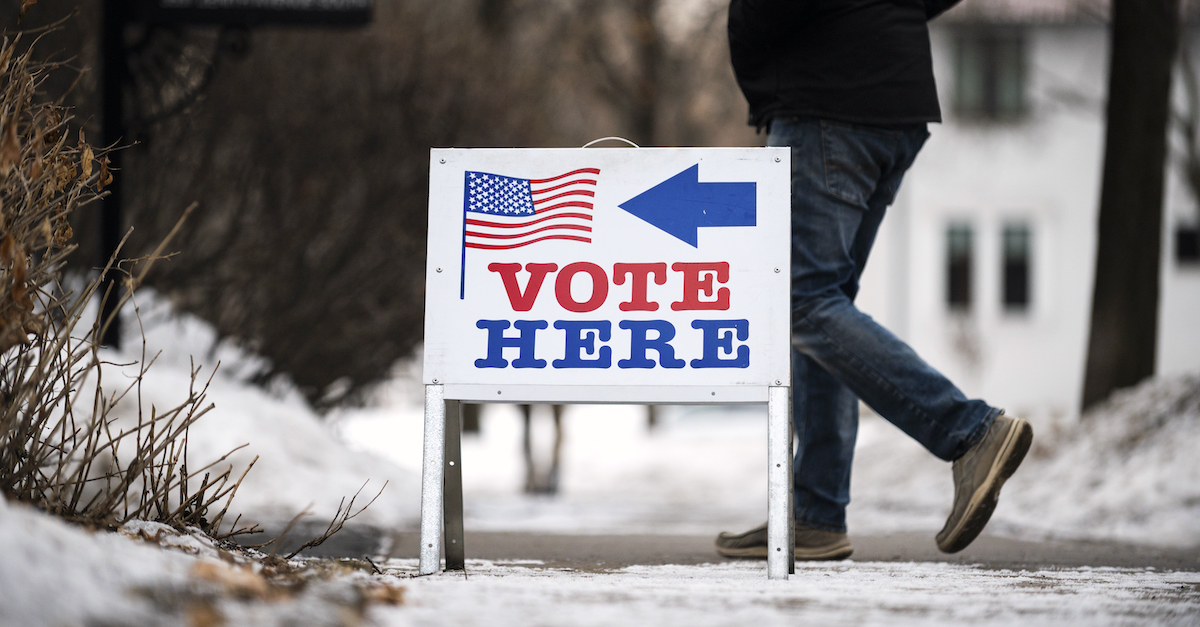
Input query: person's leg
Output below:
<box><xmin>771</xmin><ymin>118</ymin><xmax>872</xmax><ymax>533</ymax></box>
<box><xmin>717</xmin><ymin>117</ymin><xmax>1022</xmax><ymax>559</ymax></box>
<box><xmin>784</xmin><ymin>118</ymin><xmax>997</xmax><ymax>457</ymax></box>
<box><xmin>716</xmin><ymin>118</ymin><xmax>874</xmax><ymax>555</ymax></box>
<box><xmin>791</xmin><ymin>350</ymin><xmax>857</xmax><ymax>532</ymax></box>
<box><xmin>774</xmin><ymin>118</ymin><xmax>999</xmax><ymax>527</ymax></box>
<box><xmin>786</xmin><ymin>122</ymin><xmax>896</xmax><ymax>533</ymax></box>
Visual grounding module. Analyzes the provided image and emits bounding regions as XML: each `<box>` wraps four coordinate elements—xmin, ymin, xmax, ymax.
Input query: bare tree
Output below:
<box><xmin>9</xmin><ymin>0</ymin><xmax>755</xmax><ymax>410</ymax></box>
<box><xmin>1171</xmin><ymin>25</ymin><xmax>1200</xmax><ymax>231</ymax></box>
<box><xmin>1081</xmin><ymin>0</ymin><xmax>1180</xmax><ymax>411</ymax></box>
<box><xmin>556</xmin><ymin>0</ymin><xmax>753</xmax><ymax>148</ymax></box>
<box><xmin>117</xmin><ymin>0</ymin><xmax>561</xmax><ymax>406</ymax></box>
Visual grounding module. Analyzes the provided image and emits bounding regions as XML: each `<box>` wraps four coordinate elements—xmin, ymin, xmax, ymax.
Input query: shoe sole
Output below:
<box><xmin>715</xmin><ymin>541</ymin><xmax>853</xmax><ymax>561</ymax></box>
<box><xmin>936</xmin><ymin>418</ymin><xmax>1033</xmax><ymax>553</ymax></box>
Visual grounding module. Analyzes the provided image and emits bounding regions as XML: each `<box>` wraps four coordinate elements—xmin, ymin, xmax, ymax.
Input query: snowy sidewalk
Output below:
<box><xmin>372</xmin><ymin>559</ymin><xmax>1200</xmax><ymax>627</ymax></box>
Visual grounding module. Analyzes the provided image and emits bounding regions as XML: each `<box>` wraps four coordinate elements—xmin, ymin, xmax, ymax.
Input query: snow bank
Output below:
<box><xmin>1003</xmin><ymin>375</ymin><xmax>1200</xmax><ymax>546</ymax></box>
<box><xmin>0</xmin><ymin>495</ymin><xmax>193</xmax><ymax>626</ymax></box>
<box><xmin>72</xmin><ymin>289</ymin><xmax>1199</xmax><ymax>546</ymax></box>
<box><xmin>0</xmin><ymin>494</ymin><xmax>407</xmax><ymax>627</ymax></box>
<box><xmin>100</xmin><ymin>292</ymin><xmax>421</xmax><ymax>530</ymax></box>
<box><xmin>850</xmin><ymin>374</ymin><xmax>1200</xmax><ymax>546</ymax></box>
<box><xmin>343</xmin><ymin>363</ymin><xmax>1200</xmax><ymax>547</ymax></box>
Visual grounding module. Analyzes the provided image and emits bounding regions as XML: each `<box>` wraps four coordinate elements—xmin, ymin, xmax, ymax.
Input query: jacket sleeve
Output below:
<box><xmin>728</xmin><ymin>0</ymin><xmax>807</xmax><ymax>79</ymax></box>
<box><xmin>924</xmin><ymin>0</ymin><xmax>963</xmax><ymax>20</ymax></box>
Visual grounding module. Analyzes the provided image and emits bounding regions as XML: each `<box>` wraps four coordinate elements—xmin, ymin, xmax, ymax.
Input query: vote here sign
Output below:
<box><xmin>423</xmin><ymin>148</ymin><xmax>790</xmax><ymax>404</ymax></box>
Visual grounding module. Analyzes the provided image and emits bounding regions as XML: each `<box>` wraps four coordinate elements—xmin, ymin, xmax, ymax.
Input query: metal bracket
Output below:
<box><xmin>421</xmin><ymin>383</ymin><xmax>793</xmax><ymax>579</ymax></box>
<box><xmin>444</xmin><ymin>399</ymin><xmax>465</xmax><ymax>570</ymax></box>
<box><xmin>419</xmin><ymin>385</ymin><xmax>446</xmax><ymax>574</ymax></box>
<box><xmin>767</xmin><ymin>385</ymin><xmax>794</xmax><ymax>580</ymax></box>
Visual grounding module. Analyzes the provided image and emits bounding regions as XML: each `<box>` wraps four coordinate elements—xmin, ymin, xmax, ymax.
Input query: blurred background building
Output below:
<box><xmin>857</xmin><ymin>0</ymin><xmax>1200</xmax><ymax>423</ymax></box>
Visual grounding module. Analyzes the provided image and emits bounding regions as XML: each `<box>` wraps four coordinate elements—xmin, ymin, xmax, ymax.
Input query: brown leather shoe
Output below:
<box><xmin>715</xmin><ymin>521</ymin><xmax>853</xmax><ymax>560</ymax></box>
<box><xmin>936</xmin><ymin>414</ymin><xmax>1033</xmax><ymax>553</ymax></box>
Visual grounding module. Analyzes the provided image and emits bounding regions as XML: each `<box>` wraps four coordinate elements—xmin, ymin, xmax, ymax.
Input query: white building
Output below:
<box><xmin>855</xmin><ymin>0</ymin><xmax>1200</xmax><ymax>424</ymax></box>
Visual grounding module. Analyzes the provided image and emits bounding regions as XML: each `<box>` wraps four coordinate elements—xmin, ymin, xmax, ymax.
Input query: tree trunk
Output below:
<box><xmin>629</xmin><ymin>0</ymin><xmax>661</xmax><ymax>146</ymax></box>
<box><xmin>1081</xmin><ymin>0</ymin><xmax>1179</xmax><ymax>411</ymax></box>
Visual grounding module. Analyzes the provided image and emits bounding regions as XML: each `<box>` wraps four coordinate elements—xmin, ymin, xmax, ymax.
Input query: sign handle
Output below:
<box><xmin>581</xmin><ymin>136</ymin><xmax>640</xmax><ymax>148</ymax></box>
<box><xmin>767</xmin><ymin>385</ymin><xmax>793</xmax><ymax>580</ymax></box>
<box><xmin>444</xmin><ymin>400</ymin><xmax>466</xmax><ymax>570</ymax></box>
<box><xmin>419</xmin><ymin>384</ymin><xmax>446</xmax><ymax>575</ymax></box>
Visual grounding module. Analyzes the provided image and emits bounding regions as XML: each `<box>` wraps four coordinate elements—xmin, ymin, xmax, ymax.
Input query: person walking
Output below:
<box><xmin>714</xmin><ymin>0</ymin><xmax>1034</xmax><ymax>559</ymax></box>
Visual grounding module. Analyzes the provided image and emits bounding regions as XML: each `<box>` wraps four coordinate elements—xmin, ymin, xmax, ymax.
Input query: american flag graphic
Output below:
<box><xmin>462</xmin><ymin>168</ymin><xmax>600</xmax><ymax>250</ymax></box>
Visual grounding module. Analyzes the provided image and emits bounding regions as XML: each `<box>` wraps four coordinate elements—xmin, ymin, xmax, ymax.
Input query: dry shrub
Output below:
<box><xmin>0</xmin><ymin>32</ymin><xmax>255</xmax><ymax>536</ymax></box>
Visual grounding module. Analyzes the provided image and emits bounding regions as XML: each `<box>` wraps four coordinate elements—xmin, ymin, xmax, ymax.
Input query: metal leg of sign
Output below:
<box><xmin>419</xmin><ymin>385</ymin><xmax>446</xmax><ymax>575</ymax></box>
<box><xmin>787</xmin><ymin>385</ymin><xmax>796</xmax><ymax>574</ymax></box>
<box><xmin>767</xmin><ymin>385</ymin><xmax>792</xmax><ymax>580</ymax></box>
<box><xmin>443</xmin><ymin>400</ymin><xmax>465</xmax><ymax>571</ymax></box>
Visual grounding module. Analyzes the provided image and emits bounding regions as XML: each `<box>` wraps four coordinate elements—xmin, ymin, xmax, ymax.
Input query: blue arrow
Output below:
<box><xmin>618</xmin><ymin>164</ymin><xmax>756</xmax><ymax>247</ymax></box>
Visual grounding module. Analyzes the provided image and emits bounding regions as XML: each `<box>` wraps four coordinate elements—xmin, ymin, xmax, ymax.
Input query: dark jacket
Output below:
<box><xmin>728</xmin><ymin>0</ymin><xmax>962</xmax><ymax>128</ymax></box>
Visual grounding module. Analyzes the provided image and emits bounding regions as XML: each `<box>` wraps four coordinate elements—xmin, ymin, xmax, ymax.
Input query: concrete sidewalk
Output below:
<box><xmin>386</xmin><ymin>530</ymin><xmax>1200</xmax><ymax>572</ymax></box>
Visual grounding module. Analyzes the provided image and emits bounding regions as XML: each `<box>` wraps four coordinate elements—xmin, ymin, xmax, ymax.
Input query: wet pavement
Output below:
<box><xmin>385</xmin><ymin>530</ymin><xmax>1200</xmax><ymax>572</ymax></box>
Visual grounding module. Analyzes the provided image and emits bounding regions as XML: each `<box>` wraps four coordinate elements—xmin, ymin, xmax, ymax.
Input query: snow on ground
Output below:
<box><xmin>372</xmin><ymin>559</ymin><xmax>1200</xmax><ymax>627</ymax></box>
<box><xmin>63</xmin><ymin>289</ymin><xmax>1199</xmax><ymax>547</ymax></box>
<box><xmin>99</xmin><ymin>292</ymin><xmax>422</xmax><ymax>531</ymax></box>
<box><xmin>3</xmin><ymin>489</ymin><xmax>1197</xmax><ymax>627</ymax></box>
<box><xmin>0</xmin><ymin>494</ymin><xmax>193</xmax><ymax>626</ymax></box>
<box><xmin>339</xmin><ymin>397</ymin><xmax>774</xmax><ymax>535</ymax></box>
<box><xmin>845</xmin><ymin>373</ymin><xmax>1200</xmax><ymax>546</ymax></box>
<box><xmin>3</xmin><ymin>294</ymin><xmax>1200</xmax><ymax>626</ymax></box>
<box><xmin>340</xmin><ymin>351</ymin><xmax>1200</xmax><ymax>548</ymax></box>
<box><xmin>1007</xmin><ymin>376</ymin><xmax>1200</xmax><ymax>546</ymax></box>
<box><xmin>0</xmin><ymin>494</ymin><xmax>404</xmax><ymax>627</ymax></box>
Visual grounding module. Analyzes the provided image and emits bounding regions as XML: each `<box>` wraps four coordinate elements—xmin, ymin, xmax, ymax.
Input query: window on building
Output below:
<box><xmin>1002</xmin><ymin>224</ymin><xmax>1031</xmax><ymax>310</ymax></box>
<box><xmin>946</xmin><ymin>224</ymin><xmax>973</xmax><ymax>310</ymax></box>
<box><xmin>954</xmin><ymin>29</ymin><xmax>1027</xmax><ymax>121</ymax></box>
<box><xmin>1178</xmin><ymin>224</ymin><xmax>1200</xmax><ymax>264</ymax></box>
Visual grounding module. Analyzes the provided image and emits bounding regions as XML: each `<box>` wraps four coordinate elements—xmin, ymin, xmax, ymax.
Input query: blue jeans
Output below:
<box><xmin>769</xmin><ymin>118</ymin><xmax>1000</xmax><ymax>533</ymax></box>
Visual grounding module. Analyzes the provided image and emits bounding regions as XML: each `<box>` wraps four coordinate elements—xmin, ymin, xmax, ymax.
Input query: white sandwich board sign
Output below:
<box><xmin>420</xmin><ymin>147</ymin><xmax>795</xmax><ymax>579</ymax></box>
<box><xmin>423</xmin><ymin>147</ymin><xmax>791</xmax><ymax>403</ymax></box>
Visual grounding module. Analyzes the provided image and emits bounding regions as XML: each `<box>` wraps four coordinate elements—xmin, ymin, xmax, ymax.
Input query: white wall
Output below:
<box><xmin>858</xmin><ymin>23</ymin><xmax>1200</xmax><ymax>423</ymax></box>
<box><xmin>1160</xmin><ymin>59</ymin><xmax>1200</xmax><ymax>376</ymax></box>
